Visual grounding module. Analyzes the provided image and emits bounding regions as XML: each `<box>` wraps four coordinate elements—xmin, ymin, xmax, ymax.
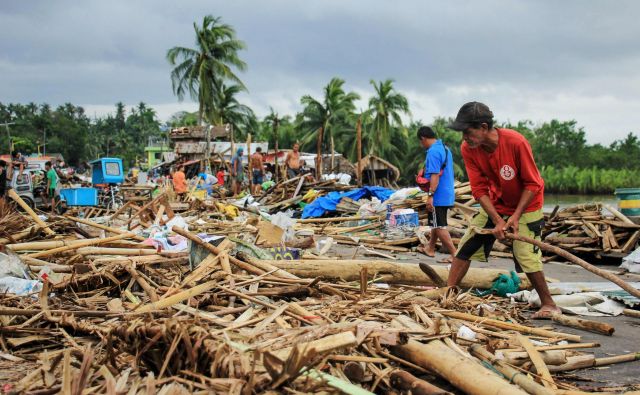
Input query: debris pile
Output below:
<box><xmin>1</xmin><ymin>194</ymin><xmax>639</xmax><ymax>394</ymax></box>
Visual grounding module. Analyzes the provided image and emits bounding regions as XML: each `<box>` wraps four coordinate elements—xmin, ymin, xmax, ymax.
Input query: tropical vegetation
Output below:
<box><xmin>2</xmin><ymin>15</ymin><xmax>640</xmax><ymax>194</ymax></box>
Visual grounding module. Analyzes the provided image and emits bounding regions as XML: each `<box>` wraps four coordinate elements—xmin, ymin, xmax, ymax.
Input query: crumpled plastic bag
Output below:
<box><xmin>165</xmin><ymin>214</ymin><xmax>189</xmax><ymax>231</ymax></box>
<box><xmin>0</xmin><ymin>277</ymin><xmax>42</xmax><ymax>296</ymax></box>
<box><xmin>0</xmin><ymin>251</ymin><xmax>29</xmax><ymax>279</ymax></box>
<box><xmin>357</xmin><ymin>197</ymin><xmax>386</xmax><ymax>217</ymax></box>
<box><xmin>271</xmin><ymin>210</ymin><xmax>297</xmax><ymax>242</ymax></box>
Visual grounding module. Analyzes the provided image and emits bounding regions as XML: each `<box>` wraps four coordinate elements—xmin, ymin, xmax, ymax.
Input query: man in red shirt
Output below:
<box><xmin>448</xmin><ymin>102</ymin><xmax>560</xmax><ymax>318</ymax></box>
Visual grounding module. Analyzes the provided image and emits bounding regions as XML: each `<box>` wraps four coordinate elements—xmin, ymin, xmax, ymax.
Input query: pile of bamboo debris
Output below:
<box><xmin>1</xmin><ymin>203</ymin><xmax>639</xmax><ymax>394</ymax></box>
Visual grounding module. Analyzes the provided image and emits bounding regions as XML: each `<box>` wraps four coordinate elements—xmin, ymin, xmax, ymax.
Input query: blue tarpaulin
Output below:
<box><xmin>301</xmin><ymin>186</ymin><xmax>394</xmax><ymax>219</ymax></box>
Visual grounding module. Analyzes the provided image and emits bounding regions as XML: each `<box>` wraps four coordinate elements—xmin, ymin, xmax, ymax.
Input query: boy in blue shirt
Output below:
<box><xmin>417</xmin><ymin>126</ymin><xmax>456</xmax><ymax>263</ymax></box>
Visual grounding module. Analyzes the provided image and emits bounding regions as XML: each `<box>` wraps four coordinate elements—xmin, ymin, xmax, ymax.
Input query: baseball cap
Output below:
<box><xmin>448</xmin><ymin>102</ymin><xmax>494</xmax><ymax>131</ymax></box>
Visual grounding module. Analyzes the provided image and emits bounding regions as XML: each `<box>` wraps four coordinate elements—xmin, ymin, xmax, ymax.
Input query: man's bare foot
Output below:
<box><xmin>531</xmin><ymin>305</ymin><xmax>562</xmax><ymax>319</ymax></box>
<box><xmin>417</xmin><ymin>245</ymin><xmax>435</xmax><ymax>257</ymax></box>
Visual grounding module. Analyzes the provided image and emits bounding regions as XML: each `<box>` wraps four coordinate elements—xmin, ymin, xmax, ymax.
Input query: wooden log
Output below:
<box><xmin>390</xmin><ymin>370</ymin><xmax>453</xmax><ymax>395</ymax></box>
<box><xmin>392</xmin><ymin>340</ymin><xmax>528</xmax><ymax>395</ymax></box>
<box><xmin>469</xmin><ymin>345</ymin><xmax>554</xmax><ymax>395</ymax></box>
<box><xmin>65</xmin><ymin>215</ymin><xmax>145</xmax><ymax>241</ymax></box>
<box><xmin>7</xmin><ymin>239</ymin><xmax>93</xmax><ymax>251</ymax></box>
<box><xmin>604</xmin><ymin>204</ymin><xmax>635</xmax><ymax>224</ymax></box>
<box><xmin>501</xmin><ymin>350</ymin><xmax>568</xmax><ymax>366</ymax></box>
<box><xmin>7</xmin><ymin>189</ymin><xmax>55</xmax><ymax>236</ymax></box>
<box><xmin>265</xmin><ymin>259</ymin><xmax>532</xmax><ymax>289</ymax></box>
<box><xmin>343</xmin><ymin>362</ymin><xmax>367</xmax><ymax>383</ymax></box>
<box><xmin>26</xmin><ymin>232</ymin><xmax>137</xmax><ymax>259</ymax></box>
<box><xmin>551</xmin><ymin>314</ymin><xmax>615</xmax><ymax>336</ymax></box>
<box><xmin>506</xmin><ymin>232</ymin><xmax>640</xmax><ymax>299</ymax></box>
<box><xmin>547</xmin><ymin>355</ymin><xmax>596</xmax><ymax>372</ymax></box>
<box><xmin>516</xmin><ymin>334</ymin><xmax>557</xmax><ymax>390</ymax></box>
<box><xmin>76</xmin><ymin>247</ymin><xmax>158</xmax><ymax>256</ymax></box>
<box><xmin>440</xmin><ymin>311</ymin><xmax>581</xmax><ymax>342</ymax></box>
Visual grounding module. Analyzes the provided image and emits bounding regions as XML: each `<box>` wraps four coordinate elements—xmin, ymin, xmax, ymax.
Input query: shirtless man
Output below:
<box><xmin>285</xmin><ymin>143</ymin><xmax>301</xmax><ymax>179</ymax></box>
<box><xmin>249</xmin><ymin>147</ymin><xmax>264</xmax><ymax>195</ymax></box>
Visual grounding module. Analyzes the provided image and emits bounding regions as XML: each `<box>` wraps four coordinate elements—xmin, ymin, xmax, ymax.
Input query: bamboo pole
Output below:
<box><xmin>393</xmin><ymin>340</ymin><xmax>528</xmax><ymax>395</ymax></box>
<box><xmin>390</xmin><ymin>370</ymin><xmax>452</xmax><ymax>395</ymax></box>
<box><xmin>505</xmin><ymin>232</ymin><xmax>640</xmax><ymax>299</ymax></box>
<box><xmin>469</xmin><ymin>345</ymin><xmax>554</xmax><ymax>395</ymax></box>
<box><xmin>440</xmin><ymin>310</ymin><xmax>581</xmax><ymax>342</ymax></box>
<box><xmin>7</xmin><ymin>189</ymin><xmax>55</xmax><ymax>236</ymax></box>
<box><xmin>516</xmin><ymin>333</ymin><xmax>557</xmax><ymax>390</ymax></box>
<box><xmin>26</xmin><ymin>232</ymin><xmax>137</xmax><ymax>259</ymax></box>
<box><xmin>76</xmin><ymin>247</ymin><xmax>158</xmax><ymax>256</ymax></box>
<box><xmin>65</xmin><ymin>215</ymin><xmax>145</xmax><ymax>241</ymax></box>
<box><xmin>551</xmin><ymin>314</ymin><xmax>615</xmax><ymax>336</ymax></box>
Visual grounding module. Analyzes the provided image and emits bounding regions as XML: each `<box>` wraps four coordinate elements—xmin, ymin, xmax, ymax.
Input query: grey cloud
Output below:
<box><xmin>1</xmin><ymin>0</ymin><xmax>639</xmax><ymax>143</ymax></box>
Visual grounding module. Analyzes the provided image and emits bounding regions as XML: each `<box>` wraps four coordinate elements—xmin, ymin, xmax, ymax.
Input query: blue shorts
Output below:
<box><xmin>252</xmin><ymin>170</ymin><xmax>263</xmax><ymax>185</ymax></box>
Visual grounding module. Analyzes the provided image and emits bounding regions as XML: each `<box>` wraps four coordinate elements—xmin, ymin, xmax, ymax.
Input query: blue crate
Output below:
<box><xmin>60</xmin><ymin>188</ymin><xmax>98</xmax><ymax>206</ymax></box>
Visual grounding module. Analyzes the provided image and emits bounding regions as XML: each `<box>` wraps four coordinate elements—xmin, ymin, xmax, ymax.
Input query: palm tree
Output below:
<box><xmin>211</xmin><ymin>83</ymin><xmax>257</xmax><ymax>139</ymax></box>
<box><xmin>167</xmin><ymin>15</ymin><xmax>247</xmax><ymax>125</ymax></box>
<box><xmin>298</xmin><ymin>78</ymin><xmax>359</xmax><ymax>175</ymax></box>
<box><xmin>365</xmin><ymin>79</ymin><xmax>410</xmax><ymax>158</ymax></box>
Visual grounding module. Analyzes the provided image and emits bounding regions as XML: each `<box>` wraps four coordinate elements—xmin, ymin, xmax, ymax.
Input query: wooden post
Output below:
<box><xmin>247</xmin><ymin>133</ymin><xmax>252</xmax><ymax>192</ymax></box>
<box><xmin>273</xmin><ymin>115</ymin><xmax>279</xmax><ymax>183</ymax></box>
<box><xmin>330</xmin><ymin>135</ymin><xmax>335</xmax><ymax>172</ymax></box>
<box><xmin>551</xmin><ymin>314</ymin><xmax>615</xmax><ymax>336</ymax></box>
<box><xmin>356</xmin><ymin>116</ymin><xmax>362</xmax><ymax>187</ymax></box>
<box><xmin>8</xmin><ymin>189</ymin><xmax>55</xmax><ymax>236</ymax></box>
<box><xmin>316</xmin><ymin>126</ymin><xmax>323</xmax><ymax>180</ymax></box>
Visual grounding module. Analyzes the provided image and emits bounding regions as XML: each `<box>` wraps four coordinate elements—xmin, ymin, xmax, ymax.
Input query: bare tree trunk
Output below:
<box><xmin>316</xmin><ymin>126</ymin><xmax>324</xmax><ymax>180</ymax></box>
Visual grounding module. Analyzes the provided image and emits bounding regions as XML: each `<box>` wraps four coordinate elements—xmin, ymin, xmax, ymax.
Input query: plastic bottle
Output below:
<box><xmin>385</xmin><ymin>204</ymin><xmax>392</xmax><ymax>227</ymax></box>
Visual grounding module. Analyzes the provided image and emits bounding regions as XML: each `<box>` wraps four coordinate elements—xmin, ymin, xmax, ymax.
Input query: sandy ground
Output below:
<box><xmin>329</xmin><ymin>242</ymin><xmax>640</xmax><ymax>390</ymax></box>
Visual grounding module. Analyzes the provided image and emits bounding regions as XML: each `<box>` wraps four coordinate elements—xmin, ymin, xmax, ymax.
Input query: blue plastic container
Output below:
<box><xmin>60</xmin><ymin>188</ymin><xmax>98</xmax><ymax>206</ymax></box>
<box><xmin>392</xmin><ymin>212</ymin><xmax>420</xmax><ymax>227</ymax></box>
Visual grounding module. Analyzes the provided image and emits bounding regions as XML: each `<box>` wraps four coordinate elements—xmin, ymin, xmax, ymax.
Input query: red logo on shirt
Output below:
<box><xmin>500</xmin><ymin>165</ymin><xmax>515</xmax><ymax>180</ymax></box>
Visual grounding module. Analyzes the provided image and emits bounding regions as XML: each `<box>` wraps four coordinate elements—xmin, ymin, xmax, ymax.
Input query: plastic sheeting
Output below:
<box><xmin>301</xmin><ymin>186</ymin><xmax>394</xmax><ymax>219</ymax></box>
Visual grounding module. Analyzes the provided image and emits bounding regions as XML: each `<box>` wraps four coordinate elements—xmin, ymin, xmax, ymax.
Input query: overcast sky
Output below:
<box><xmin>1</xmin><ymin>0</ymin><xmax>639</xmax><ymax>144</ymax></box>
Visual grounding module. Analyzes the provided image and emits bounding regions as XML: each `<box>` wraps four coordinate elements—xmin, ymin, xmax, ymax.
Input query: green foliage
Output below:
<box><xmin>297</xmin><ymin>77</ymin><xmax>360</xmax><ymax>155</ymax></box>
<box><xmin>1</xmin><ymin>101</ymin><xmax>162</xmax><ymax>168</ymax></box>
<box><xmin>541</xmin><ymin>166</ymin><xmax>640</xmax><ymax>194</ymax></box>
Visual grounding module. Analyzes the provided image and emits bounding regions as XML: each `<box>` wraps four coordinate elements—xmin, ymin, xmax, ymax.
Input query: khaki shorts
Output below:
<box><xmin>455</xmin><ymin>208</ymin><xmax>544</xmax><ymax>273</ymax></box>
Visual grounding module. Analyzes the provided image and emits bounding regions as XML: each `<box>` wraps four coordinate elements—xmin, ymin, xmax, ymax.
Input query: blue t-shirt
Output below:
<box><xmin>425</xmin><ymin>140</ymin><xmax>455</xmax><ymax>207</ymax></box>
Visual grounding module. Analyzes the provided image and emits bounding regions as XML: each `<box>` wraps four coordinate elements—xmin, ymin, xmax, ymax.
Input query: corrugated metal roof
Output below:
<box><xmin>603</xmin><ymin>290</ymin><xmax>640</xmax><ymax>308</ymax></box>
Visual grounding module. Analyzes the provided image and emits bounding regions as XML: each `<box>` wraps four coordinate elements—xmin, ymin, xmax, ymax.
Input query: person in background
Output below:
<box><xmin>249</xmin><ymin>146</ymin><xmax>265</xmax><ymax>195</ymax></box>
<box><xmin>9</xmin><ymin>151</ymin><xmax>27</xmax><ymax>180</ymax></box>
<box><xmin>172</xmin><ymin>165</ymin><xmax>187</xmax><ymax>197</ymax></box>
<box><xmin>216</xmin><ymin>167</ymin><xmax>226</xmax><ymax>187</ymax></box>
<box><xmin>198</xmin><ymin>172</ymin><xmax>218</xmax><ymax>195</ymax></box>
<box><xmin>45</xmin><ymin>161</ymin><xmax>57</xmax><ymax>213</ymax></box>
<box><xmin>231</xmin><ymin>147</ymin><xmax>244</xmax><ymax>196</ymax></box>
<box><xmin>447</xmin><ymin>101</ymin><xmax>560</xmax><ymax>318</ymax></box>
<box><xmin>0</xmin><ymin>160</ymin><xmax>7</xmax><ymax>201</ymax></box>
<box><xmin>285</xmin><ymin>143</ymin><xmax>301</xmax><ymax>179</ymax></box>
<box><xmin>416</xmin><ymin>126</ymin><xmax>457</xmax><ymax>263</ymax></box>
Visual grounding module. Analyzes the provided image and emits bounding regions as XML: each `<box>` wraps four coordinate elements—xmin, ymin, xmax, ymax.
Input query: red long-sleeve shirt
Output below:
<box><xmin>461</xmin><ymin>128</ymin><xmax>544</xmax><ymax>215</ymax></box>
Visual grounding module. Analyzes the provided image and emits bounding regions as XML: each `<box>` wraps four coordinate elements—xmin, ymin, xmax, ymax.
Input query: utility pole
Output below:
<box><xmin>273</xmin><ymin>115</ymin><xmax>279</xmax><ymax>183</ymax></box>
<box><xmin>357</xmin><ymin>116</ymin><xmax>362</xmax><ymax>187</ymax></box>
